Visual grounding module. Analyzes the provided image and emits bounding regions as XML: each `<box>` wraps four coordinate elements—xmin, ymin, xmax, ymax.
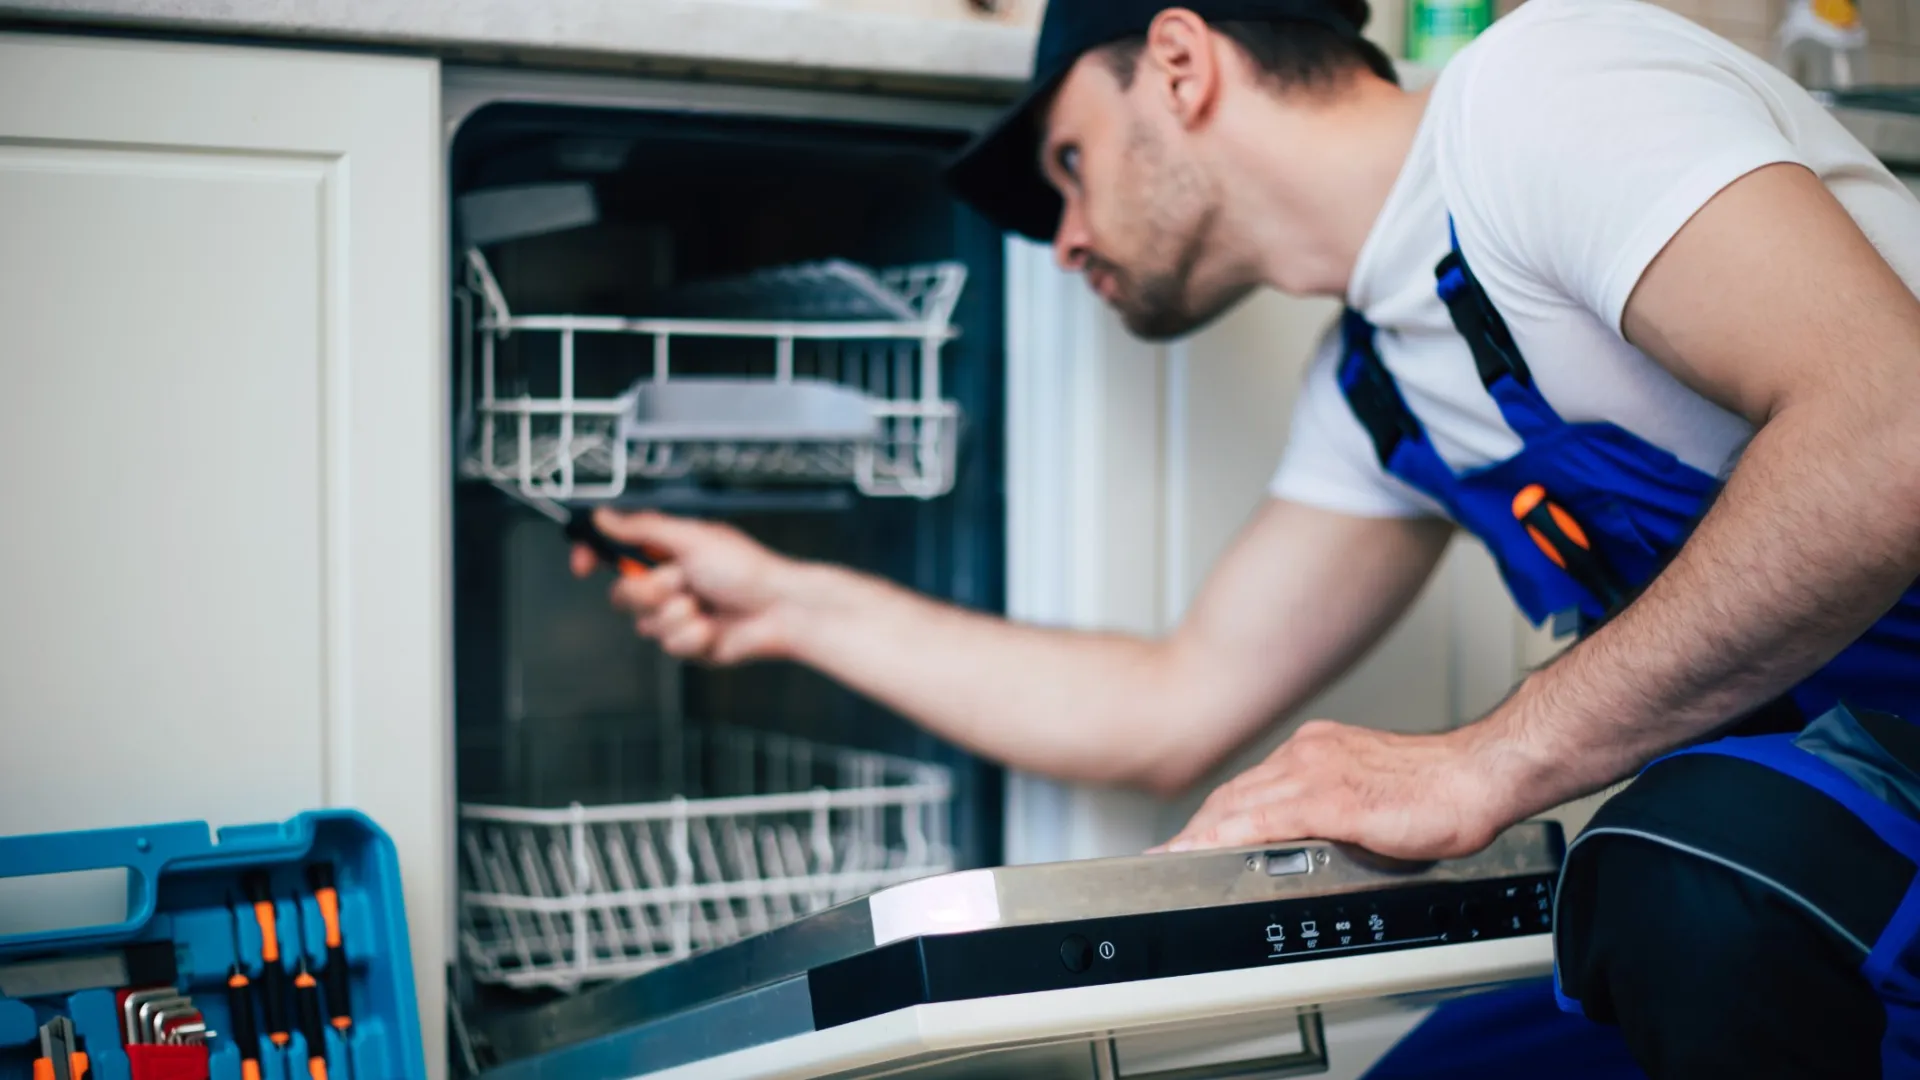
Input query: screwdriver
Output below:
<box><xmin>492</xmin><ymin>481</ymin><xmax>652</xmax><ymax>578</ymax></box>
<box><xmin>242</xmin><ymin>873</ymin><xmax>295</xmax><ymax>1064</ymax></box>
<box><xmin>306</xmin><ymin>862</ymin><xmax>358</xmax><ymax>1080</ymax></box>
<box><xmin>33</xmin><ymin>1017</ymin><xmax>88</xmax><ymax>1080</ymax></box>
<box><xmin>224</xmin><ymin>965</ymin><xmax>264</xmax><ymax>1080</ymax></box>
<box><xmin>1511</xmin><ymin>483</ymin><xmax>1626</xmax><ymax>610</ymax></box>
<box><xmin>293</xmin><ymin>959</ymin><xmax>330</xmax><ymax>1080</ymax></box>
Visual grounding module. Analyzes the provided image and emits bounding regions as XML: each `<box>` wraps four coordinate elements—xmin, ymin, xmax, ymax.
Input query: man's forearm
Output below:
<box><xmin>773</xmin><ymin>501</ymin><xmax>1453</xmax><ymax>794</ymax></box>
<box><xmin>1471</xmin><ymin>392</ymin><xmax>1920</xmax><ymax>820</ymax></box>
<box><xmin>773</xmin><ymin>562</ymin><xmax>1193</xmax><ymax>786</ymax></box>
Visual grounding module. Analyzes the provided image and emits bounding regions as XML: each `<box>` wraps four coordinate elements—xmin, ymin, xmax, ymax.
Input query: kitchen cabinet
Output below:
<box><xmin>0</xmin><ymin>30</ymin><xmax>449</xmax><ymax>1072</ymax></box>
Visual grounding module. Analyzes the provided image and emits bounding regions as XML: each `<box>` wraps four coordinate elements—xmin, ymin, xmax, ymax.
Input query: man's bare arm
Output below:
<box><xmin>590</xmin><ymin>499</ymin><xmax>1453</xmax><ymax>794</ymax></box>
<box><xmin>1165</xmin><ymin>163</ymin><xmax>1920</xmax><ymax>856</ymax></box>
<box><xmin>1477</xmin><ymin>161</ymin><xmax>1920</xmax><ymax>817</ymax></box>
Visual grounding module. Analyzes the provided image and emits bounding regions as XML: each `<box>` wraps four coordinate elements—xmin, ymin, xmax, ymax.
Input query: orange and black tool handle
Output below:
<box><xmin>33</xmin><ymin>1018</ymin><xmax>87</xmax><ymax>1080</ymax></box>
<box><xmin>564</xmin><ymin>515</ymin><xmax>652</xmax><ymax>579</ymax></box>
<box><xmin>227</xmin><ymin>965</ymin><xmax>265</xmax><ymax>1080</ymax></box>
<box><xmin>1512</xmin><ymin>484</ymin><xmax>1627</xmax><ymax>610</ymax></box>
<box><xmin>29</xmin><ymin>1052</ymin><xmax>88</xmax><ymax>1080</ymax></box>
<box><xmin>294</xmin><ymin>961</ymin><xmax>331</xmax><ymax>1080</ymax></box>
<box><xmin>242</xmin><ymin>873</ymin><xmax>293</xmax><ymax>1051</ymax></box>
<box><xmin>305</xmin><ymin>863</ymin><xmax>354</xmax><ymax>1035</ymax></box>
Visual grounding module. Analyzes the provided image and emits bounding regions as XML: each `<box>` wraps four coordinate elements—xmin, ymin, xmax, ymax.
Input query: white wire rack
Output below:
<box><xmin>457</xmin><ymin>249</ymin><xmax>967</xmax><ymax>501</ymax></box>
<box><xmin>458</xmin><ymin>727</ymin><xmax>955</xmax><ymax>992</ymax></box>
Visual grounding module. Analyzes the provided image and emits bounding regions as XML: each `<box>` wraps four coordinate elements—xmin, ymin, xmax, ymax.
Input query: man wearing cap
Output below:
<box><xmin>584</xmin><ymin>0</ymin><xmax>1920</xmax><ymax>1073</ymax></box>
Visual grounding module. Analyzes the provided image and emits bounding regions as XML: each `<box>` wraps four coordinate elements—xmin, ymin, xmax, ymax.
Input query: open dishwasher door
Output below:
<box><xmin>467</xmin><ymin>823</ymin><xmax>1565</xmax><ymax>1080</ymax></box>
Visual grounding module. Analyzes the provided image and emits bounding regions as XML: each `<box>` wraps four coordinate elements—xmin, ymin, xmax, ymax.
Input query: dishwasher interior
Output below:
<box><xmin>444</xmin><ymin>98</ymin><xmax>1009</xmax><ymax>1043</ymax></box>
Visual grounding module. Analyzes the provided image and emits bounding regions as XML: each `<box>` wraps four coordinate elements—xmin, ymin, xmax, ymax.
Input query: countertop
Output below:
<box><xmin>0</xmin><ymin>0</ymin><xmax>1041</xmax><ymax>89</ymax></box>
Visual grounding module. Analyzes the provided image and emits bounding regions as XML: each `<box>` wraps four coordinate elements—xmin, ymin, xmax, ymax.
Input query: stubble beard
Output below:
<box><xmin>1102</xmin><ymin>120</ymin><xmax>1247</xmax><ymax>342</ymax></box>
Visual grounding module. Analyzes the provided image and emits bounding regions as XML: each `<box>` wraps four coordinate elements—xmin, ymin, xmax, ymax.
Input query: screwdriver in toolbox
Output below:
<box><xmin>242</xmin><ymin>873</ymin><xmax>296</xmax><ymax>1070</ymax></box>
<box><xmin>306</xmin><ymin>865</ymin><xmax>358</xmax><ymax>1043</ymax></box>
<box><xmin>226</xmin><ymin>894</ymin><xmax>270</xmax><ymax>1080</ymax></box>
<box><xmin>225</xmin><ymin>964</ymin><xmax>265</xmax><ymax>1080</ymax></box>
<box><xmin>33</xmin><ymin>1016</ymin><xmax>88</xmax><ymax>1080</ymax></box>
<box><xmin>293</xmin><ymin>959</ymin><xmax>331</xmax><ymax>1080</ymax></box>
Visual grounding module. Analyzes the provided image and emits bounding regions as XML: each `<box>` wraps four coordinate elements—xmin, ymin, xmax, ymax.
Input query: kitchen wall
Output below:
<box><xmin>1500</xmin><ymin>0</ymin><xmax>1920</xmax><ymax>84</ymax></box>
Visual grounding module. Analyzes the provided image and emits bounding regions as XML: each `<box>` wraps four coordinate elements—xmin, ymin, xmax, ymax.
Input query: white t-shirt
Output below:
<box><xmin>1270</xmin><ymin>0</ymin><xmax>1920</xmax><ymax>519</ymax></box>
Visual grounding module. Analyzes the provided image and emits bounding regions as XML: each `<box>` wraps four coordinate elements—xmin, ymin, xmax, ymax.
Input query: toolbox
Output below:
<box><xmin>0</xmin><ymin>811</ymin><xmax>423</xmax><ymax>1080</ymax></box>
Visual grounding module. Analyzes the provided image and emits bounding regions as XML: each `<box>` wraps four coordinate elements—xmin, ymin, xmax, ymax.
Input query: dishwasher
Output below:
<box><xmin>439</xmin><ymin>68</ymin><xmax>1561</xmax><ymax>1080</ymax></box>
<box><xmin>444</xmin><ymin>72</ymin><xmax>1010</xmax><ymax>1044</ymax></box>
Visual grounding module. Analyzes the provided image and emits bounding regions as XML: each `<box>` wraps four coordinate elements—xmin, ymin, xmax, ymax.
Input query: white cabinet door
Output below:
<box><xmin>0</xmin><ymin>32</ymin><xmax>448</xmax><ymax>1072</ymax></box>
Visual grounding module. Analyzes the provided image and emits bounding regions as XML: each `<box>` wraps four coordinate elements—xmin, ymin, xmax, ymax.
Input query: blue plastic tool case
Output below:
<box><xmin>0</xmin><ymin>811</ymin><xmax>424</xmax><ymax>1080</ymax></box>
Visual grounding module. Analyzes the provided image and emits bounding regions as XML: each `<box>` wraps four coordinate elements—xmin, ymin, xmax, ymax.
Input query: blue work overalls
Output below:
<box><xmin>1342</xmin><ymin>225</ymin><xmax>1920</xmax><ymax>1078</ymax></box>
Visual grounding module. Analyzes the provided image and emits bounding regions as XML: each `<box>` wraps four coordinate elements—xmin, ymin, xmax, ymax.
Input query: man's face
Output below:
<box><xmin>1038</xmin><ymin>53</ymin><xmax>1253</xmax><ymax>341</ymax></box>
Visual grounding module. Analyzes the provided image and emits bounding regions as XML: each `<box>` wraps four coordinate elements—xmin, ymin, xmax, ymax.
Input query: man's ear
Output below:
<box><xmin>1142</xmin><ymin>8</ymin><xmax>1222</xmax><ymax>129</ymax></box>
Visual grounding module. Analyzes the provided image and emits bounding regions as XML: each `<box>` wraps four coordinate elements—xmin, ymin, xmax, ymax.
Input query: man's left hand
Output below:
<box><xmin>1156</xmin><ymin>719</ymin><xmax>1519</xmax><ymax>860</ymax></box>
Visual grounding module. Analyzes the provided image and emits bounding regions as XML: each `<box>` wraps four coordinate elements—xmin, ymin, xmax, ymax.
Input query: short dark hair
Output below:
<box><xmin>1101</xmin><ymin>8</ymin><xmax>1399</xmax><ymax>93</ymax></box>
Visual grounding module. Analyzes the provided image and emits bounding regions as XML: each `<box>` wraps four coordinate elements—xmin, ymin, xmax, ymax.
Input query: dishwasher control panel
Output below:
<box><xmin>810</xmin><ymin>874</ymin><xmax>1555</xmax><ymax>1029</ymax></box>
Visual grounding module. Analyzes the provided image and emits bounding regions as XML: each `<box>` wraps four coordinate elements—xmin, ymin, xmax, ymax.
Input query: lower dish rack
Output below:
<box><xmin>457</xmin><ymin>726</ymin><xmax>955</xmax><ymax>992</ymax></box>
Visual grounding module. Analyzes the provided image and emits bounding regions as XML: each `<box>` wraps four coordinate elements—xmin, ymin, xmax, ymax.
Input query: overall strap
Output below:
<box><xmin>1434</xmin><ymin>218</ymin><xmax>1534</xmax><ymax>392</ymax></box>
<box><xmin>1336</xmin><ymin>308</ymin><xmax>1426</xmax><ymax>470</ymax></box>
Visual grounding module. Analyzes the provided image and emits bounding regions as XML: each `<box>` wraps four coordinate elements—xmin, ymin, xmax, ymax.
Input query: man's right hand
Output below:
<box><xmin>573</xmin><ymin>509</ymin><xmax>797</xmax><ymax>665</ymax></box>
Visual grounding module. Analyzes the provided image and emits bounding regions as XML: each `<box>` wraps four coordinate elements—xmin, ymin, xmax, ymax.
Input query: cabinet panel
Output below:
<box><xmin>0</xmin><ymin>32</ymin><xmax>447</xmax><ymax>1076</ymax></box>
<box><xmin>0</xmin><ymin>144</ymin><xmax>332</xmax><ymax>834</ymax></box>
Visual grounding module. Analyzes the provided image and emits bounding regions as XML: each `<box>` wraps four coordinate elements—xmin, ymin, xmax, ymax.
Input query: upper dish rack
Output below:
<box><xmin>458</xmin><ymin>249</ymin><xmax>967</xmax><ymax>501</ymax></box>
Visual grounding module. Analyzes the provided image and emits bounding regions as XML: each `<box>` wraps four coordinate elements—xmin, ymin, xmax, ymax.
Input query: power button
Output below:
<box><xmin>1060</xmin><ymin>934</ymin><xmax>1094</xmax><ymax>973</ymax></box>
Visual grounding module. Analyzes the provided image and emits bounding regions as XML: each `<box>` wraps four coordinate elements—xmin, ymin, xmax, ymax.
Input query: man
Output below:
<box><xmin>577</xmin><ymin>0</ymin><xmax>1920</xmax><ymax>1074</ymax></box>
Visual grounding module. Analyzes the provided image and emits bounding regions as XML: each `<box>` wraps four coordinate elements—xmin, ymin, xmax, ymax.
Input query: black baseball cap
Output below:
<box><xmin>946</xmin><ymin>0</ymin><xmax>1363</xmax><ymax>243</ymax></box>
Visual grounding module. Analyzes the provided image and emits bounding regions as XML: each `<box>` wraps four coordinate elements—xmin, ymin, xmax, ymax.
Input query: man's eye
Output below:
<box><xmin>1056</xmin><ymin>145</ymin><xmax>1081</xmax><ymax>182</ymax></box>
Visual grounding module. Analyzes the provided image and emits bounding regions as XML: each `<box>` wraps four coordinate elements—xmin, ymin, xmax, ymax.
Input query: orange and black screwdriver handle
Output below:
<box><xmin>564</xmin><ymin>514</ymin><xmax>654</xmax><ymax>579</ymax></box>
<box><xmin>30</xmin><ymin>1049</ymin><xmax>88</xmax><ymax>1079</ymax></box>
<box><xmin>29</xmin><ymin>1055</ymin><xmax>88</xmax><ymax>1080</ymax></box>
<box><xmin>294</xmin><ymin>959</ymin><xmax>332</xmax><ymax>1080</ymax></box>
<box><xmin>1512</xmin><ymin>484</ymin><xmax>1627</xmax><ymax>610</ymax></box>
<box><xmin>33</xmin><ymin>1017</ymin><xmax>87</xmax><ymax>1080</ymax></box>
<box><xmin>227</xmin><ymin>964</ymin><xmax>265</xmax><ymax>1080</ymax></box>
<box><xmin>31</xmin><ymin>1025</ymin><xmax>87</xmax><ymax>1080</ymax></box>
<box><xmin>306</xmin><ymin>862</ymin><xmax>355</xmax><ymax>1035</ymax></box>
<box><xmin>243</xmin><ymin>872</ymin><xmax>294</xmax><ymax>1052</ymax></box>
